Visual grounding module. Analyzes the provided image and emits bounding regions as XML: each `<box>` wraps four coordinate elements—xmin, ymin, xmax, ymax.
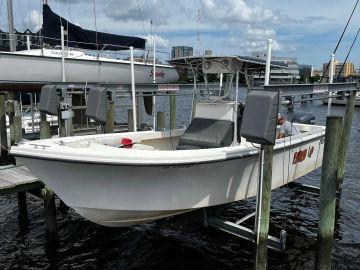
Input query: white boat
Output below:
<box><xmin>11</xmin><ymin>124</ymin><xmax>325</xmax><ymax>227</ymax></box>
<box><xmin>0</xmin><ymin>48</ymin><xmax>179</xmax><ymax>84</ymax></box>
<box><xmin>10</xmin><ymin>55</ymin><xmax>326</xmax><ymax>227</ymax></box>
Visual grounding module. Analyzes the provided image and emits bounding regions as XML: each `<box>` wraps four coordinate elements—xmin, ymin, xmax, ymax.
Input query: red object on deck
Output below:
<box><xmin>121</xmin><ymin>138</ymin><xmax>133</xmax><ymax>148</ymax></box>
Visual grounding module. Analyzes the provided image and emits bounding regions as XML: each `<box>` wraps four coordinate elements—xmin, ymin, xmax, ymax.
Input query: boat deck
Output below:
<box><xmin>0</xmin><ymin>165</ymin><xmax>42</xmax><ymax>196</ymax></box>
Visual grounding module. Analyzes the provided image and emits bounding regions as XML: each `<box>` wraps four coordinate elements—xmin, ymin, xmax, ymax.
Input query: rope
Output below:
<box><xmin>336</xmin><ymin>27</ymin><xmax>360</xmax><ymax>81</ymax></box>
<box><xmin>136</xmin><ymin>0</ymin><xmax>146</xmax><ymax>37</ymax></box>
<box><xmin>321</xmin><ymin>0</ymin><xmax>359</xmax><ymax>81</ymax></box>
<box><xmin>93</xmin><ymin>0</ymin><xmax>99</xmax><ymax>54</ymax></box>
<box><xmin>0</xmin><ymin>143</ymin><xmax>9</xmax><ymax>152</ymax></box>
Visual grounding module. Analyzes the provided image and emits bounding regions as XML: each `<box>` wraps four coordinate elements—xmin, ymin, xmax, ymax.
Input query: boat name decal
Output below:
<box><xmin>158</xmin><ymin>84</ymin><xmax>180</xmax><ymax>92</ymax></box>
<box><xmin>293</xmin><ymin>146</ymin><xmax>315</xmax><ymax>164</ymax></box>
<box><xmin>312</xmin><ymin>85</ymin><xmax>329</xmax><ymax>94</ymax></box>
<box><xmin>150</xmin><ymin>70</ymin><xmax>166</xmax><ymax>78</ymax></box>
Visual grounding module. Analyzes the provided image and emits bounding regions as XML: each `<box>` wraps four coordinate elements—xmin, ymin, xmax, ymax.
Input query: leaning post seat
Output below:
<box><xmin>177</xmin><ymin>102</ymin><xmax>236</xmax><ymax>150</ymax></box>
<box><xmin>177</xmin><ymin>118</ymin><xmax>234</xmax><ymax>149</ymax></box>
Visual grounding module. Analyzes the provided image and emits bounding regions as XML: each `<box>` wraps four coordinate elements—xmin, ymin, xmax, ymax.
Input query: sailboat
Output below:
<box><xmin>0</xmin><ymin>4</ymin><xmax>179</xmax><ymax>84</ymax></box>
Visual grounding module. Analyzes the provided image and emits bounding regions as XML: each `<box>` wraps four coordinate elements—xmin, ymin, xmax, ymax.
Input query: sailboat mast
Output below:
<box><xmin>7</xmin><ymin>0</ymin><xmax>16</xmax><ymax>52</ymax></box>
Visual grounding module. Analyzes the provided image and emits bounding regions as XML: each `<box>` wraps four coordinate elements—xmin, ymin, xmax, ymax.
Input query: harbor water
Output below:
<box><xmin>0</xmin><ymin>88</ymin><xmax>359</xmax><ymax>269</ymax></box>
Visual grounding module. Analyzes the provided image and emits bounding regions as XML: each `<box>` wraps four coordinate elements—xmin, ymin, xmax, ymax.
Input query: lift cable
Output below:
<box><xmin>321</xmin><ymin>0</ymin><xmax>359</xmax><ymax>81</ymax></box>
<box><xmin>336</xmin><ymin>27</ymin><xmax>360</xmax><ymax>81</ymax></box>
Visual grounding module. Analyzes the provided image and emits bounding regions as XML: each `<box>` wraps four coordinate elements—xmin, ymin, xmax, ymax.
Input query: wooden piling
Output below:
<box><xmin>156</xmin><ymin>111</ymin><xmax>165</xmax><ymax>130</ymax></box>
<box><xmin>40</xmin><ymin>121</ymin><xmax>51</xmax><ymax>140</ymax></box>
<box><xmin>170</xmin><ymin>95</ymin><xmax>176</xmax><ymax>130</ymax></box>
<box><xmin>0</xmin><ymin>93</ymin><xmax>8</xmax><ymax>165</ymax></box>
<box><xmin>17</xmin><ymin>191</ymin><xmax>29</xmax><ymax>225</ymax></box>
<box><xmin>315</xmin><ymin>116</ymin><xmax>342</xmax><ymax>270</ymax></box>
<box><xmin>40</xmin><ymin>111</ymin><xmax>47</xmax><ymax>122</ymax></box>
<box><xmin>128</xmin><ymin>109</ymin><xmax>134</xmax><ymax>132</ymax></box>
<box><xmin>42</xmin><ymin>188</ymin><xmax>57</xmax><ymax>238</ymax></box>
<box><xmin>7</xmin><ymin>99</ymin><xmax>15</xmax><ymax>146</ymax></box>
<box><xmin>59</xmin><ymin>118</ymin><xmax>66</xmax><ymax>138</ymax></box>
<box><xmin>255</xmin><ymin>145</ymin><xmax>274</xmax><ymax>270</ymax></box>
<box><xmin>13</xmin><ymin>116</ymin><xmax>22</xmax><ymax>144</ymax></box>
<box><xmin>7</xmin><ymin>99</ymin><xmax>21</xmax><ymax>145</ymax></box>
<box><xmin>105</xmin><ymin>101</ymin><xmax>115</xmax><ymax>133</ymax></box>
<box><xmin>337</xmin><ymin>91</ymin><xmax>356</xmax><ymax>190</ymax></box>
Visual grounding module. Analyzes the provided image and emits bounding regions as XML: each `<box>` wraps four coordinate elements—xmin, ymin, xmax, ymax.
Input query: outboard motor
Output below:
<box><xmin>292</xmin><ymin>112</ymin><xmax>315</xmax><ymax>125</ymax></box>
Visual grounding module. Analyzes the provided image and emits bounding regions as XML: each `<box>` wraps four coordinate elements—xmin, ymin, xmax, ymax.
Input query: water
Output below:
<box><xmin>1</xmin><ymin>89</ymin><xmax>360</xmax><ymax>269</ymax></box>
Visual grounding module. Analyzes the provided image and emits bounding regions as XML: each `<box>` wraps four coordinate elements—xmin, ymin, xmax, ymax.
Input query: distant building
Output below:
<box><xmin>322</xmin><ymin>60</ymin><xmax>355</xmax><ymax>81</ymax></box>
<box><xmin>312</xmin><ymin>68</ymin><xmax>322</xmax><ymax>77</ymax></box>
<box><xmin>171</xmin><ymin>46</ymin><xmax>193</xmax><ymax>59</ymax></box>
<box><xmin>252</xmin><ymin>52</ymin><xmax>300</xmax><ymax>84</ymax></box>
<box><xmin>0</xmin><ymin>28</ymin><xmax>42</xmax><ymax>51</ymax></box>
<box><xmin>204</xmin><ymin>49</ymin><xmax>212</xmax><ymax>56</ymax></box>
<box><xmin>298</xmin><ymin>64</ymin><xmax>313</xmax><ymax>82</ymax></box>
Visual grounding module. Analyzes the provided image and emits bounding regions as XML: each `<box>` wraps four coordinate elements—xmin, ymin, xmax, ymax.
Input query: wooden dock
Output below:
<box><xmin>0</xmin><ymin>165</ymin><xmax>42</xmax><ymax>196</ymax></box>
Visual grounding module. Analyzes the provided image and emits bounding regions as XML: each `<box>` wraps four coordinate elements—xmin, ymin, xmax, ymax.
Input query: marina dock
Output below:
<box><xmin>0</xmin><ymin>165</ymin><xmax>41</xmax><ymax>196</ymax></box>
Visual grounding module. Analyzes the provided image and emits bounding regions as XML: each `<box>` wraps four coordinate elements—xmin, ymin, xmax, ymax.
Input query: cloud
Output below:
<box><xmin>102</xmin><ymin>0</ymin><xmax>181</xmax><ymax>25</ymax></box>
<box><xmin>141</xmin><ymin>34</ymin><xmax>170</xmax><ymax>49</ymax></box>
<box><xmin>200</xmin><ymin>0</ymin><xmax>287</xmax><ymax>25</ymax></box>
<box><xmin>25</xmin><ymin>10</ymin><xmax>43</xmax><ymax>31</ymax></box>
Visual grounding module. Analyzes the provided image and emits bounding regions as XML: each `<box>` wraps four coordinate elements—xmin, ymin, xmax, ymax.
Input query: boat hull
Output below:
<box><xmin>16</xmin><ymin>137</ymin><xmax>324</xmax><ymax>227</ymax></box>
<box><xmin>0</xmin><ymin>52</ymin><xmax>179</xmax><ymax>83</ymax></box>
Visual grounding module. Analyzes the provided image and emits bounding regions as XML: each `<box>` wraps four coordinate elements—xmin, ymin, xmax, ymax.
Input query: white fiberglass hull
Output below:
<box><xmin>12</xmin><ymin>127</ymin><xmax>325</xmax><ymax>227</ymax></box>
<box><xmin>0</xmin><ymin>51</ymin><xmax>179</xmax><ymax>83</ymax></box>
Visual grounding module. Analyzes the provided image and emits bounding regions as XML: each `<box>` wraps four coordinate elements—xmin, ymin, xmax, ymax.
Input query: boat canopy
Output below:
<box><xmin>168</xmin><ymin>55</ymin><xmax>287</xmax><ymax>73</ymax></box>
<box><xmin>42</xmin><ymin>4</ymin><xmax>146</xmax><ymax>51</ymax></box>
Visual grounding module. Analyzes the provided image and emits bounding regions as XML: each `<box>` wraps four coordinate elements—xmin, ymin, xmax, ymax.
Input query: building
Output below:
<box><xmin>204</xmin><ymin>49</ymin><xmax>212</xmax><ymax>56</ymax></box>
<box><xmin>322</xmin><ymin>60</ymin><xmax>355</xmax><ymax>81</ymax></box>
<box><xmin>0</xmin><ymin>28</ymin><xmax>42</xmax><ymax>51</ymax></box>
<box><xmin>312</xmin><ymin>68</ymin><xmax>323</xmax><ymax>77</ymax></box>
<box><xmin>298</xmin><ymin>64</ymin><xmax>313</xmax><ymax>82</ymax></box>
<box><xmin>252</xmin><ymin>52</ymin><xmax>300</xmax><ymax>84</ymax></box>
<box><xmin>171</xmin><ymin>46</ymin><xmax>193</xmax><ymax>59</ymax></box>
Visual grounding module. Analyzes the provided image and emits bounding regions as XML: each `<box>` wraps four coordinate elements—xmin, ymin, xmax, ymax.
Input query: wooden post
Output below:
<box><xmin>42</xmin><ymin>188</ymin><xmax>57</xmax><ymax>239</ymax></box>
<box><xmin>13</xmin><ymin>115</ymin><xmax>22</xmax><ymax>144</ymax></box>
<box><xmin>255</xmin><ymin>145</ymin><xmax>274</xmax><ymax>270</ymax></box>
<box><xmin>40</xmin><ymin>111</ymin><xmax>47</xmax><ymax>122</ymax></box>
<box><xmin>315</xmin><ymin>116</ymin><xmax>342</xmax><ymax>270</ymax></box>
<box><xmin>337</xmin><ymin>91</ymin><xmax>356</xmax><ymax>190</ymax></box>
<box><xmin>170</xmin><ymin>95</ymin><xmax>176</xmax><ymax>130</ymax></box>
<box><xmin>40</xmin><ymin>121</ymin><xmax>51</xmax><ymax>140</ymax></box>
<box><xmin>17</xmin><ymin>191</ymin><xmax>29</xmax><ymax>225</ymax></box>
<box><xmin>128</xmin><ymin>109</ymin><xmax>134</xmax><ymax>132</ymax></box>
<box><xmin>7</xmin><ymin>98</ymin><xmax>15</xmax><ymax>146</ymax></box>
<box><xmin>105</xmin><ymin>101</ymin><xmax>114</xmax><ymax>133</ymax></box>
<box><xmin>0</xmin><ymin>93</ymin><xmax>8</xmax><ymax>165</ymax></box>
<box><xmin>156</xmin><ymin>111</ymin><xmax>165</xmax><ymax>130</ymax></box>
<box><xmin>59</xmin><ymin>116</ymin><xmax>66</xmax><ymax>138</ymax></box>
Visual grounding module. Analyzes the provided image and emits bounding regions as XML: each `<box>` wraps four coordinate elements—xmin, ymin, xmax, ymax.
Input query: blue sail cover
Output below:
<box><xmin>42</xmin><ymin>4</ymin><xmax>146</xmax><ymax>51</ymax></box>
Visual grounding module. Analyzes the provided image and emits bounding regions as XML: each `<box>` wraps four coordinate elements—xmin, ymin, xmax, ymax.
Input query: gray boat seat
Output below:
<box><xmin>177</xmin><ymin>118</ymin><xmax>234</xmax><ymax>150</ymax></box>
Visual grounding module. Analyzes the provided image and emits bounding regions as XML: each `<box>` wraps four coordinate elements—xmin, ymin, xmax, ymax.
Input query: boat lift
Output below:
<box><xmin>1</xmin><ymin>52</ymin><xmax>358</xmax><ymax>254</ymax></box>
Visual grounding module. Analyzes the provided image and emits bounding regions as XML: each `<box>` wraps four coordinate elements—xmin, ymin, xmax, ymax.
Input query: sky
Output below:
<box><xmin>0</xmin><ymin>0</ymin><xmax>359</xmax><ymax>69</ymax></box>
